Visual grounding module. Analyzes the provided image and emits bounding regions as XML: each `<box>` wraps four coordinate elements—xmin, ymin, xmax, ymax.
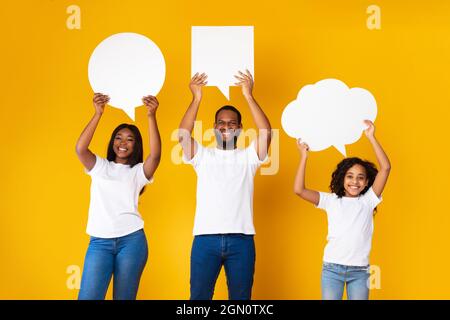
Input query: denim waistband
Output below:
<box><xmin>323</xmin><ymin>261</ymin><xmax>370</xmax><ymax>269</ymax></box>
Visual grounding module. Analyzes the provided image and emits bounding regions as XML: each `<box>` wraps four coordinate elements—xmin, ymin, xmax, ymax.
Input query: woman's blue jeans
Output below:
<box><xmin>321</xmin><ymin>262</ymin><xmax>370</xmax><ymax>300</ymax></box>
<box><xmin>78</xmin><ymin>229</ymin><xmax>148</xmax><ymax>300</ymax></box>
<box><xmin>190</xmin><ymin>234</ymin><xmax>256</xmax><ymax>300</ymax></box>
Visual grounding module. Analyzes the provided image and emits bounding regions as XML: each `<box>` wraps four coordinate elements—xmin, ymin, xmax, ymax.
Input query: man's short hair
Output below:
<box><xmin>215</xmin><ymin>105</ymin><xmax>242</xmax><ymax>124</ymax></box>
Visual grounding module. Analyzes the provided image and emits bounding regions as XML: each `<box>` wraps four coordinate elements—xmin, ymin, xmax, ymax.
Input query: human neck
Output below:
<box><xmin>114</xmin><ymin>157</ymin><xmax>129</xmax><ymax>164</ymax></box>
<box><xmin>216</xmin><ymin>142</ymin><xmax>237</xmax><ymax>150</ymax></box>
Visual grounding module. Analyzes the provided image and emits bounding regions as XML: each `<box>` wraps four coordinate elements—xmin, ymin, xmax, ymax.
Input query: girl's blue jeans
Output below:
<box><xmin>321</xmin><ymin>262</ymin><xmax>370</xmax><ymax>300</ymax></box>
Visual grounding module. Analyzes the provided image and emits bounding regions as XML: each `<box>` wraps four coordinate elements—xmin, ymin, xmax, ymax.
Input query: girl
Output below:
<box><xmin>294</xmin><ymin>120</ymin><xmax>391</xmax><ymax>300</ymax></box>
<box><xmin>75</xmin><ymin>93</ymin><xmax>161</xmax><ymax>300</ymax></box>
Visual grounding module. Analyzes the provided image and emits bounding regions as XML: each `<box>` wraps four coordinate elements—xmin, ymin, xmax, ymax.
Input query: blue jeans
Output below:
<box><xmin>78</xmin><ymin>229</ymin><xmax>148</xmax><ymax>300</ymax></box>
<box><xmin>190</xmin><ymin>234</ymin><xmax>256</xmax><ymax>300</ymax></box>
<box><xmin>321</xmin><ymin>262</ymin><xmax>370</xmax><ymax>300</ymax></box>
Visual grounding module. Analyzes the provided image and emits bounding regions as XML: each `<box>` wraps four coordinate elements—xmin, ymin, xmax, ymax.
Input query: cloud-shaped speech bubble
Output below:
<box><xmin>281</xmin><ymin>79</ymin><xmax>377</xmax><ymax>156</ymax></box>
<box><xmin>88</xmin><ymin>32</ymin><xmax>166</xmax><ymax>121</ymax></box>
<box><xmin>191</xmin><ymin>26</ymin><xmax>254</xmax><ymax>100</ymax></box>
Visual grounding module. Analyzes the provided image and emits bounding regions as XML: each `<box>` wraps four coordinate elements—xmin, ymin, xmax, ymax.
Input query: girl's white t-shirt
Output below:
<box><xmin>85</xmin><ymin>155</ymin><xmax>153</xmax><ymax>238</ymax></box>
<box><xmin>316</xmin><ymin>187</ymin><xmax>382</xmax><ymax>266</ymax></box>
<box><xmin>183</xmin><ymin>141</ymin><xmax>267</xmax><ymax>236</ymax></box>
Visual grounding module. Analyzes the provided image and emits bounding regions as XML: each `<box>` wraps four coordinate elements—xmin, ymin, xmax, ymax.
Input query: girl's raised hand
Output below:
<box><xmin>93</xmin><ymin>93</ymin><xmax>110</xmax><ymax>115</ymax></box>
<box><xmin>296</xmin><ymin>138</ymin><xmax>310</xmax><ymax>157</ymax></box>
<box><xmin>142</xmin><ymin>95</ymin><xmax>159</xmax><ymax>117</ymax></box>
<box><xmin>364</xmin><ymin>120</ymin><xmax>376</xmax><ymax>138</ymax></box>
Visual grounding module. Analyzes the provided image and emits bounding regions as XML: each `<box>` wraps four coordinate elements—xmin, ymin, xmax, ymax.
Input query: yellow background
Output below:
<box><xmin>1</xmin><ymin>0</ymin><xmax>450</xmax><ymax>299</ymax></box>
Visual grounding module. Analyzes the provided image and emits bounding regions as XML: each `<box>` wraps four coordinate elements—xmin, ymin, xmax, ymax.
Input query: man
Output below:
<box><xmin>178</xmin><ymin>70</ymin><xmax>271</xmax><ymax>300</ymax></box>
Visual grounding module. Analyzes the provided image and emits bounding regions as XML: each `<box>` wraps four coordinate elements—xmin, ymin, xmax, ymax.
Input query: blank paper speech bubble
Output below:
<box><xmin>281</xmin><ymin>79</ymin><xmax>377</xmax><ymax>156</ymax></box>
<box><xmin>88</xmin><ymin>32</ymin><xmax>166</xmax><ymax>120</ymax></box>
<box><xmin>191</xmin><ymin>26</ymin><xmax>254</xmax><ymax>100</ymax></box>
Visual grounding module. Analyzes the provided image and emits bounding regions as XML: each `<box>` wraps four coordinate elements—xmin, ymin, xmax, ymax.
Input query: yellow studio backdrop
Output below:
<box><xmin>1</xmin><ymin>0</ymin><xmax>449</xmax><ymax>299</ymax></box>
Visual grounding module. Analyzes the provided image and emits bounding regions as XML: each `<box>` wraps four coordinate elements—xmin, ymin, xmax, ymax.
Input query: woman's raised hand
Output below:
<box><xmin>93</xmin><ymin>93</ymin><xmax>110</xmax><ymax>115</ymax></box>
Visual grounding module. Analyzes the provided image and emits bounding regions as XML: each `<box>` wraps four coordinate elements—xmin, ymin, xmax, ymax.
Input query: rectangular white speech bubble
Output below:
<box><xmin>191</xmin><ymin>26</ymin><xmax>254</xmax><ymax>100</ymax></box>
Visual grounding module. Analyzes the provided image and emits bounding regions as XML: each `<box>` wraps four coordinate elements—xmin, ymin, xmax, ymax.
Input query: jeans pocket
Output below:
<box><xmin>124</xmin><ymin>228</ymin><xmax>145</xmax><ymax>238</ymax></box>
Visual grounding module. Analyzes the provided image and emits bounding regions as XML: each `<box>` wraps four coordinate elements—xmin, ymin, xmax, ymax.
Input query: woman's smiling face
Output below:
<box><xmin>113</xmin><ymin>128</ymin><xmax>135</xmax><ymax>161</ymax></box>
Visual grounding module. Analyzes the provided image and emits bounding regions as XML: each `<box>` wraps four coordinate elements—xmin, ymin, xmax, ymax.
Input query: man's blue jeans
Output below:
<box><xmin>321</xmin><ymin>262</ymin><xmax>370</xmax><ymax>300</ymax></box>
<box><xmin>190</xmin><ymin>234</ymin><xmax>256</xmax><ymax>300</ymax></box>
<box><xmin>78</xmin><ymin>229</ymin><xmax>148</xmax><ymax>300</ymax></box>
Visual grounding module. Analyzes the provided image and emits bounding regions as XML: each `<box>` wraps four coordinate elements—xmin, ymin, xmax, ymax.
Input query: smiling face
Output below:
<box><xmin>343</xmin><ymin>164</ymin><xmax>369</xmax><ymax>197</ymax></box>
<box><xmin>113</xmin><ymin>128</ymin><xmax>135</xmax><ymax>162</ymax></box>
<box><xmin>214</xmin><ymin>109</ymin><xmax>242</xmax><ymax>148</ymax></box>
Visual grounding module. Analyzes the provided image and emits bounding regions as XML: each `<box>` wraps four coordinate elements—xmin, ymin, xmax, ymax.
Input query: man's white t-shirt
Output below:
<box><xmin>85</xmin><ymin>155</ymin><xmax>153</xmax><ymax>238</ymax></box>
<box><xmin>316</xmin><ymin>187</ymin><xmax>382</xmax><ymax>266</ymax></box>
<box><xmin>183</xmin><ymin>141</ymin><xmax>267</xmax><ymax>236</ymax></box>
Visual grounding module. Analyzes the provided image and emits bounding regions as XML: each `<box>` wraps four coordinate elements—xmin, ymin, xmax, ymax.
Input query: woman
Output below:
<box><xmin>75</xmin><ymin>93</ymin><xmax>161</xmax><ymax>300</ymax></box>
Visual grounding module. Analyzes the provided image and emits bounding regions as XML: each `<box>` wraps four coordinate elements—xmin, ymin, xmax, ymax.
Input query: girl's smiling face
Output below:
<box><xmin>343</xmin><ymin>164</ymin><xmax>369</xmax><ymax>197</ymax></box>
<box><xmin>113</xmin><ymin>128</ymin><xmax>135</xmax><ymax>162</ymax></box>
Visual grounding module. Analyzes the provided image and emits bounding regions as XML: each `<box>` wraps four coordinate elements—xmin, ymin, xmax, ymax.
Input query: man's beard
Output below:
<box><xmin>214</xmin><ymin>129</ymin><xmax>241</xmax><ymax>150</ymax></box>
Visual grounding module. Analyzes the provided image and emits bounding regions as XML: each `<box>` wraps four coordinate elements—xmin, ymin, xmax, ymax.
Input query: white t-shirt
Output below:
<box><xmin>85</xmin><ymin>155</ymin><xmax>153</xmax><ymax>238</ymax></box>
<box><xmin>316</xmin><ymin>187</ymin><xmax>382</xmax><ymax>266</ymax></box>
<box><xmin>183</xmin><ymin>141</ymin><xmax>267</xmax><ymax>236</ymax></box>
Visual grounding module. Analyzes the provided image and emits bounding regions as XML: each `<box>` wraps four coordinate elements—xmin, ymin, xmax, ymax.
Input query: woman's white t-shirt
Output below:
<box><xmin>85</xmin><ymin>155</ymin><xmax>153</xmax><ymax>238</ymax></box>
<box><xmin>183</xmin><ymin>141</ymin><xmax>267</xmax><ymax>236</ymax></box>
<box><xmin>316</xmin><ymin>187</ymin><xmax>382</xmax><ymax>266</ymax></box>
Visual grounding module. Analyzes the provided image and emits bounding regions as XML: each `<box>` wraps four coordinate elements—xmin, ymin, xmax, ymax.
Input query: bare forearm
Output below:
<box><xmin>76</xmin><ymin>112</ymin><xmax>102</xmax><ymax>153</ymax></box>
<box><xmin>294</xmin><ymin>154</ymin><xmax>320</xmax><ymax>205</ymax></box>
<box><xmin>294</xmin><ymin>156</ymin><xmax>307</xmax><ymax>194</ymax></box>
<box><xmin>148</xmin><ymin>115</ymin><xmax>161</xmax><ymax>160</ymax></box>
<box><xmin>179</xmin><ymin>97</ymin><xmax>201</xmax><ymax>135</ymax></box>
<box><xmin>244</xmin><ymin>94</ymin><xmax>271</xmax><ymax>131</ymax></box>
<box><xmin>368</xmin><ymin>136</ymin><xmax>391</xmax><ymax>171</ymax></box>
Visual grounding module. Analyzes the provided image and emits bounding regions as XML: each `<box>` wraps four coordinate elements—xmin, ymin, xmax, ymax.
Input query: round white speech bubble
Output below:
<box><xmin>88</xmin><ymin>32</ymin><xmax>166</xmax><ymax>120</ymax></box>
<box><xmin>281</xmin><ymin>79</ymin><xmax>377</xmax><ymax>156</ymax></box>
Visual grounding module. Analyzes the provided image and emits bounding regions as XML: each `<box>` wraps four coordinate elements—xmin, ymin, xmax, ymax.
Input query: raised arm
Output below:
<box><xmin>178</xmin><ymin>73</ymin><xmax>207</xmax><ymax>160</ymax></box>
<box><xmin>75</xmin><ymin>93</ymin><xmax>109</xmax><ymax>170</ymax></box>
<box><xmin>142</xmin><ymin>95</ymin><xmax>161</xmax><ymax>180</ymax></box>
<box><xmin>364</xmin><ymin>120</ymin><xmax>391</xmax><ymax>197</ymax></box>
<box><xmin>294</xmin><ymin>139</ymin><xmax>320</xmax><ymax>206</ymax></box>
<box><xmin>234</xmin><ymin>70</ymin><xmax>272</xmax><ymax>161</ymax></box>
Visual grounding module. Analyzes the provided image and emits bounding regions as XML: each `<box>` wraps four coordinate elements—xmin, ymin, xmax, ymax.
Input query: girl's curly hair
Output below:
<box><xmin>330</xmin><ymin>157</ymin><xmax>378</xmax><ymax>198</ymax></box>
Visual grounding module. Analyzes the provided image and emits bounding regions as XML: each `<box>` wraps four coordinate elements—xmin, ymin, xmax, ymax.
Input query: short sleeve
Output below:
<box><xmin>85</xmin><ymin>155</ymin><xmax>107</xmax><ymax>177</ymax></box>
<box><xmin>246</xmin><ymin>140</ymin><xmax>269</xmax><ymax>167</ymax></box>
<box><xmin>316</xmin><ymin>192</ymin><xmax>333</xmax><ymax>211</ymax></box>
<box><xmin>362</xmin><ymin>187</ymin><xmax>382</xmax><ymax>210</ymax></box>
<box><xmin>182</xmin><ymin>140</ymin><xmax>204</xmax><ymax>167</ymax></box>
<box><xmin>135</xmin><ymin>163</ymin><xmax>154</xmax><ymax>189</ymax></box>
